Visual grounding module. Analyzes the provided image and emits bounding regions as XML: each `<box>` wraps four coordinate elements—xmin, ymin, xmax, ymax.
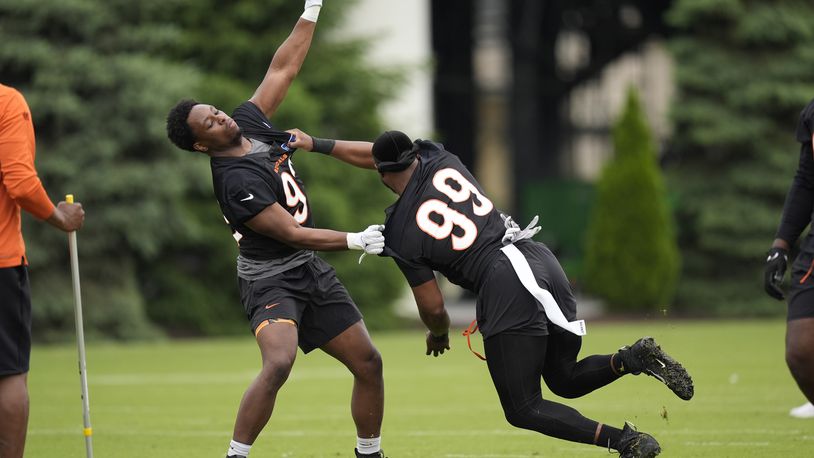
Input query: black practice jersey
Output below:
<box><xmin>210</xmin><ymin>101</ymin><xmax>313</xmax><ymax>260</ymax></box>
<box><xmin>776</xmin><ymin>98</ymin><xmax>814</xmax><ymax>245</ymax></box>
<box><xmin>382</xmin><ymin>140</ymin><xmax>506</xmax><ymax>292</ymax></box>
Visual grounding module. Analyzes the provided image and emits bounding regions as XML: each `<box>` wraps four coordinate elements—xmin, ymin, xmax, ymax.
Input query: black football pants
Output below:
<box><xmin>483</xmin><ymin>331</ymin><xmax>622</xmax><ymax>446</ymax></box>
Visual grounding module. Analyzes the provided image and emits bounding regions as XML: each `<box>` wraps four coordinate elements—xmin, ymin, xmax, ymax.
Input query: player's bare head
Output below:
<box><xmin>166</xmin><ymin>100</ymin><xmax>242</xmax><ymax>154</ymax></box>
<box><xmin>372</xmin><ymin>130</ymin><xmax>417</xmax><ymax>172</ymax></box>
<box><xmin>166</xmin><ymin>99</ymin><xmax>199</xmax><ymax>151</ymax></box>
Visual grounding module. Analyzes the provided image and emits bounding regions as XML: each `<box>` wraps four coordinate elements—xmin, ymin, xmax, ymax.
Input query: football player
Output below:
<box><xmin>290</xmin><ymin>129</ymin><xmax>695</xmax><ymax>457</ymax></box>
<box><xmin>765</xmin><ymin>97</ymin><xmax>814</xmax><ymax>419</ymax></box>
<box><xmin>165</xmin><ymin>2</ymin><xmax>385</xmax><ymax>457</ymax></box>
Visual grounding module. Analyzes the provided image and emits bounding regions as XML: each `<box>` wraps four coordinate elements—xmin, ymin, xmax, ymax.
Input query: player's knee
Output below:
<box><xmin>786</xmin><ymin>344</ymin><xmax>814</xmax><ymax>378</ymax></box>
<box><xmin>0</xmin><ymin>374</ymin><xmax>29</xmax><ymax>410</ymax></box>
<box><xmin>0</xmin><ymin>392</ymin><xmax>28</xmax><ymax>415</ymax></box>
<box><xmin>547</xmin><ymin>384</ymin><xmax>581</xmax><ymax>399</ymax></box>
<box><xmin>259</xmin><ymin>356</ymin><xmax>295</xmax><ymax>390</ymax></box>
<box><xmin>354</xmin><ymin>347</ymin><xmax>383</xmax><ymax>381</ymax></box>
<box><xmin>544</xmin><ymin>376</ymin><xmax>580</xmax><ymax>399</ymax></box>
<box><xmin>502</xmin><ymin>405</ymin><xmax>536</xmax><ymax>430</ymax></box>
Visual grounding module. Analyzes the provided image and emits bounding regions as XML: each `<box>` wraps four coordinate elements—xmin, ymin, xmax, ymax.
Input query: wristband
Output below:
<box><xmin>311</xmin><ymin>137</ymin><xmax>336</xmax><ymax>155</ymax></box>
<box><xmin>347</xmin><ymin>232</ymin><xmax>362</xmax><ymax>250</ymax></box>
<box><xmin>429</xmin><ymin>332</ymin><xmax>449</xmax><ymax>342</ymax></box>
<box><xmin>301</xmin><ymin>5</ymin><xmax>321</xmax><ymax>22</ymax></box>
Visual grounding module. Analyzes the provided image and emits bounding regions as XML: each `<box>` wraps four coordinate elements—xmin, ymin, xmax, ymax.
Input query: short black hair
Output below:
<box><xmin>372</xmin><ymin>130</ymin><xmax>416</xmax><ymax>172</ymax></box>
<box><xmin>166</xmin><ymin>99</ymin><xmax>199</xmax><ymax>151</ymax></box>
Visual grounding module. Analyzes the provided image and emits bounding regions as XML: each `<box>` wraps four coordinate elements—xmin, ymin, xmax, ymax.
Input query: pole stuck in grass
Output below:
<box><xmin>66</xmin><ymin>193</ymin><xmax>93</xmax><ymax>458</ymax></box>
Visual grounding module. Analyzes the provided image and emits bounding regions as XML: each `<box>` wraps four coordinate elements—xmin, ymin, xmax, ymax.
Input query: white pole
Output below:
<box><xmin>66</xmin><ymin>194</ymin><xmax>93</xmax><ymax>458</ymax></box>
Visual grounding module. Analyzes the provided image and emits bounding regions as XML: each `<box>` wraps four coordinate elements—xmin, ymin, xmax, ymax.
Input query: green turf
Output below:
<box><xmin>25</xmin><ymin>320</ymin><xmax>814</xmax><ymax>457</ymax></box>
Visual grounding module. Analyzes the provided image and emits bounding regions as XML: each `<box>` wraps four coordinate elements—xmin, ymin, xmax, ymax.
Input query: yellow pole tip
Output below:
<box><xmin>65</xmin><ymin>194</ymin><xmax>74</xmax><ymax>204</ymax></box>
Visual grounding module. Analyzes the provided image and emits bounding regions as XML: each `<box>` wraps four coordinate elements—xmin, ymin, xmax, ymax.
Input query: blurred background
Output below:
<box><xmin>3</xmin><ymin>0</ymin><xmax>814</xmax><ymax>341</ymax></box>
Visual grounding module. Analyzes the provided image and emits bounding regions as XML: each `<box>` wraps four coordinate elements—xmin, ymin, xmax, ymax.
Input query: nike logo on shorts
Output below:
<box><xmin>240</xmin><ymin>193</ymin><xmax>254</xmax><ymax>201</ymax></box>
<box><xmin>265</xmin><ymin>302</ymin><xmax>280</xmax><ymax>309</ymax></box>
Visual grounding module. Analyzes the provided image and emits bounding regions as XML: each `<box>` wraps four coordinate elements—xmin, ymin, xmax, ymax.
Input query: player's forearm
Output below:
<box><xmin>245</xmin><ymin>207</ymin><xmax>348</xmax><ymax>251</ymax></box>
<box><xmin>410</xmin><ymin>280</ymin><xmax>449</xmax><ymax>336</ymax></box>
<box><xmin>250</xmin><ymin>17</ymin><xmax>317</xmax><ymax>117</ymax></box>
<box><xmin>418</xmin><ymin>307</ymin><xmax>450</xmax><ymax>337</ymax></box>
<box><xmin>268</xmin><ymin>18</ymin><xmax>316</xmax><ymax>81</ymax></box>
<box><xmin>287</xmin><ymin>131</ymin><xmax>375</xmax><ymax>169</ymax></box>
<box><xmin>329</xmin><ymin>140</ymin><xmax>376</xmax><ymax>169</ymax></box>
<box><xmin>280</xmin><ymin>226</ymin><xmax>350</xmax><ymax>251</ymax></box>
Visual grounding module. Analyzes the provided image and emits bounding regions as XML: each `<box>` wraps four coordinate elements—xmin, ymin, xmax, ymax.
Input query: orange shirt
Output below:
<box><xmin>0</xmin><ymin>84</ymin><xmax>55</xmax><ymax>268</ymax></box>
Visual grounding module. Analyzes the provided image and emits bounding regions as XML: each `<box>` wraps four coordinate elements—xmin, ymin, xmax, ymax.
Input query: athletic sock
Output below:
<box><xmin>356</xmin><ymin>436</ymin><xmax>381</xmax><ymax>454</ymax></box>
<box><xmin>611</xmin><ymin>352</ymin><xmax>626</xmax><ymax>375</ymax></box>
<box><xmin>595</xmin><ymin>423</ymin><xmax>624</xmax><ymax>449</ymax></box>
<box><xmin>227</xmin><ymin>439</ymin><xmax>252</xmax><ymax>457</ymax></box>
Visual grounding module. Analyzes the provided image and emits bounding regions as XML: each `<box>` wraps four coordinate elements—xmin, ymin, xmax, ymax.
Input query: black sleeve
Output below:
<box><xmin>795</xmin><ymin>99</ymin><xmax>814</xmax><ymax>143</ymax></box>
<box><xmin>394</xmin><ymin>258</ymin><xmax>436</xmax><ymax>287</ymax></box>
<box><xmin>775</xmin><ymin>143</ymin><xmax>814</xmax><ymax>244</ymax></box>
<box><xmin>222</xmin><ymin>172</ymin><xmax>279</xmax><ymax>225</ymax></box>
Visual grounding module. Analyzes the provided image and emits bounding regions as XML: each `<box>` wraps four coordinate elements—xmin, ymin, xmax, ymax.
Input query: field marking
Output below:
<box><xmin>90</xmin><ymin>368</ymin><xmax>351</xmax><ymax>386</ymax></box>
<box><xmin>91</xmin><ymin>372</ymin><xmax>255</xmax><ymax>385</ymax></box>
<box><xmin>407</xmin><ymin>430</ymin><xmax>529</xmax><ymax>437</ymax></box>
<box><xmin>445</xmin><ymin>455</ymin><xmax>543</xmax><ymax>457</ymax></box>
<box><xmin>657</xmin><ymin>428</ymin><xmax>804</xmax><ymax>436</ymax></box>
<box><xmin>28</xmin><ymin>426</ymin><xmax>806</xmax><ymax>444</ymax></box>
<box><xmin>684</xmin><ymin>441</ymin><xmax>770</xmax><ymax>447</ymax></box>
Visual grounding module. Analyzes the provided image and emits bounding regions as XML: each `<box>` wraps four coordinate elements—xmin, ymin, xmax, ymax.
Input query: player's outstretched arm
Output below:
<box><xmin>410</xmin><ymin>279</ymin><xmax>451</xmax><ymax>357</ymax></box>
<box><xmin>245</xmin><ymin>202</ymin><xmax>383</xmax><ymax>254</ymax></box>
<box><xmin>286</xmin><ymin>128</ymin><xmax>375</xmax><ymax>169</ymax></box>
<box><xmin>249</xmin><ymin>0</ymin><xmax>322</xmax><ymax>119</ymax></box>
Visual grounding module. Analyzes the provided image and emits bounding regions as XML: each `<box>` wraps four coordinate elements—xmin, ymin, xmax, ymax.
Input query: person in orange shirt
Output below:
<box><xmin>0</xmin><ymin>83</ymin><xmax>84</xmax><ymax>458</ymax></box>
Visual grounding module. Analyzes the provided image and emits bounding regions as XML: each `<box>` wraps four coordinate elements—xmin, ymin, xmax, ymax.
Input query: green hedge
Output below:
<box><xmin>583</xmin><ymin>89</ymin><xmax>680</xmax><ymax>312</ymax></box>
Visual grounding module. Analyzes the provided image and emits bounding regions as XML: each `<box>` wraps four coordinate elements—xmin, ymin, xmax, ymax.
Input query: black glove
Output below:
<box><xmin>764</xmin><ymin>247</ymin><xmax>788</xmax><ymax>300</ymax></box>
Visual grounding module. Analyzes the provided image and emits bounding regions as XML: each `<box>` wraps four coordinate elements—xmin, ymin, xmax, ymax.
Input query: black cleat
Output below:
<box><xmin>618</xmin><ymin>336</ymin><xmax>694</xmax><ymax>400</ymax></box>
<box><xmin>226</xmin><ymin>455</ymin><xmax>246</xmax><ymax>458</ymax></box>
<box><xmin>617</xmin><ymin>422</ymin><xmax>661</xmax><ymax>458</ymax></box>
<box><xmin>355</xmin><ymin>449</ymin><xmax>385</xmax><ymax>458</ymax></box>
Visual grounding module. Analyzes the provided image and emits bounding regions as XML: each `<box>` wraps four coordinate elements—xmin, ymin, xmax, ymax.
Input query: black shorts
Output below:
<box><xmin>0</xmin><ymin>265</ymin><xmax>31</xmax><ymax>375</ymax></box>
<box><xmin>788</xmin><ymin>234</ymin><xmax>814</xmax><ymax>320</ymax></box>
<box><xmin>477</xmin><ymin>241</ymin><xmax>577</xmax><ymax>339</ymax></box>
<box><xmin>238</xmin><ymin>256</ymin><xmax>362</xmax><ymax>353</ymax></box>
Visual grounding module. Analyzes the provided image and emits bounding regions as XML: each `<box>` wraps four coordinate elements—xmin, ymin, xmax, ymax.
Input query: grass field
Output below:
<box><xmin>24</xmin><ymin>319</ymin><xmax>814</xmax><ymax>457</ymax></box>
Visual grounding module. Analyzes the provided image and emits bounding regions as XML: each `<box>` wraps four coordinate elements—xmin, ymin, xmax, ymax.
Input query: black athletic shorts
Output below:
<box><xmin>0</xmin><ymin>265</ymin><xmax>32</xmax><ymax>375</ymax></box>
<box><xmin>476</xmin><ymin>240</ymin><xmax>578</xmax><ymax>339</ymax></box>
<box><xmin>238</xmin><ymin>256</ymin><xmax>363</xmax><ymax>353</ymax></box>
<box><xmin>788</xmin><ymin>233</ymin><xmax>814</xmax><ymax>320</ymax></box>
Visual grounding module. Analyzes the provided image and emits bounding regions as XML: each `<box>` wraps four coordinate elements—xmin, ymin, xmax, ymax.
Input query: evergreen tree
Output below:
<box><xmin>148</xmin><ymin>0</ymin><xmax>405</xmax><ymax>331</ymax></box>
<box><xmin>0</xmin><ymin>0</ymin><xmax>404</xmax><ymax>339</ymax></box>
<box><xmin>666</xmin><ymin>0</ymin><xmax>814</xmax><ymax>314</ymax></box>
<box><xmin>0</xmin><ymin>0</ymin><xmax>196</xmax><ymax>339</ymax></box>
<box><xmin>584</xmin><ymin>89</ymin><xmax>680</xmax><ymax>312</ymax></box>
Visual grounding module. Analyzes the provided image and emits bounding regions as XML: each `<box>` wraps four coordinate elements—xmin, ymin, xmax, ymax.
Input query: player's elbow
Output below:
<box><xmin>5</xmin><ymin>176</ymin><xmax>40</xmax><ymax>201</ymax></box>
<box><xmin>268</xmin><ymin>66</ymin><xmax>299</xmax><ymax>86</ymax></box>
<box><xmin>423</xmin><ymin>305</ymin><xmax>447</xmax><ymax>320</ymax></box>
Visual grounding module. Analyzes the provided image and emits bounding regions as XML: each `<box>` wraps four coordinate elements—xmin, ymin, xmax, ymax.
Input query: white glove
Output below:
<box><xmin>501</xmin><ymin>213</ymin><xmax>520</xmax><ymax>244</ymax></box>
<box><xmin>302</xmin><ymin>0</ymin><xmax>322</xmax><ymax>22</ymax></box>
<box><xmin>347</xmin><ymin>224</ymin><xmax>385</xmax><ymax>263</ymax></box>
<box><xmin>501</xmin><ymin>214</ymin><xmax>541</xmax><ymax>244</ymax></box>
